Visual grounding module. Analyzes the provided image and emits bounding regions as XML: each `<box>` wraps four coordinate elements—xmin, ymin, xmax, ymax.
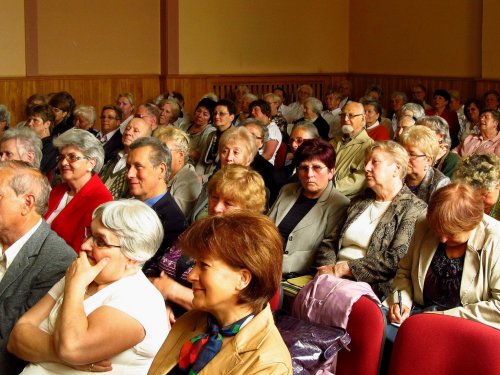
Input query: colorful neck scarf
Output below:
<box><xmin>178</xmin><ymin>313</ymin><xmax>253</xmax><ymax>374</ymax></box>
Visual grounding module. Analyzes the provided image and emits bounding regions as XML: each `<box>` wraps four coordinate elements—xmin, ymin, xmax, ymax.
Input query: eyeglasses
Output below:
<box><xmin>339</xmin><ymin>113</ymin><xmax>364</xmax><ymax>120</ymax></box>
<box><xmin>84</xmin><ymin>227</ymin><xmax>121</xmax><ymax>249</ymax></box>
<box><xmin>408</xmin><ymin>153</ymin><xmax>427</xmax><ymax>160</ymax></box>
<box><xmin>297</xmin><ymin>164</ymin><xmax>327</xmax><ymax>173</ymax></box>
<box><xmin>56</xmin><ymin>153</ymin><xmax>89</xmax><ymax>163</ymax></box>
<box><xmin>100</xmin><ymin>115</ymin><xmax>117</xmax><ymax>120</ymax></box>
<box><xmin>213</xmin><ymin>111</ymin><xmax>229</xmax><ymax>117</ymax></box>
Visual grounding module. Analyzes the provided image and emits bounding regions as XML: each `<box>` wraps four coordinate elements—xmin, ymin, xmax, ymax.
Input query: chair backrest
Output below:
<box><xmin>337</xmin><ymin>295</ymin><xmax>385</xmax><ymax>375</ymax></box>
<box><xmin>273</xmin><ymin>141</ymin><xmax>287</xmax><ymax>171</ymax></box>
<box><xmin>389</xmin><ymin>314</ymin><xmax>500</xmax><ymax>375</ymax></box>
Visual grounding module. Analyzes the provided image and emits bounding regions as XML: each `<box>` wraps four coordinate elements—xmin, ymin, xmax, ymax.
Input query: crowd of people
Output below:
<box><xmin>0</xmin><ymin>82</ymin><xmax>498</xmax><ymax>374</ymax></box>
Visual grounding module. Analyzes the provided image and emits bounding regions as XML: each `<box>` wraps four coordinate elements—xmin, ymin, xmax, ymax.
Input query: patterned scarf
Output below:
<box><xmin>178</xmin><ymin>313</ymin><xmax>253</xmax><ymax>374</ymax></box>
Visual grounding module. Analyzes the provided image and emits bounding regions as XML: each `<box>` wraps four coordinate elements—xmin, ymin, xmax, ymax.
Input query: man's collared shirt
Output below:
<box><xmin>144</xmin><ymin>192</ymin><xmax>167</xmax><ymax>207</ymax></box>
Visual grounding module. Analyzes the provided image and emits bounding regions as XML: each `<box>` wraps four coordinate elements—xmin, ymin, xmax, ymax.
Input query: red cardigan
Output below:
<box><xmin>45</xmin><ymin>173</ymin><xmax>113</xmax><ymax>253</ymax></box>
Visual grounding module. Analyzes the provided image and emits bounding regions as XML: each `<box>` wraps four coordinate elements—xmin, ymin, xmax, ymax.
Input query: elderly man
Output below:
<box><xmin>0</xmin><ymin>161</ymin><xmax>75</xmax><ymax>375</ymax></box>
<box><xmin>126</xmin><ymin>137</ymin><xmax>187</xmax><ymax>277</ymax></box>
<box><xmin>390</xmin><ymin>92</ymin><xmax>408</xmax><ymax>134</ymax></box>
<box><xmin>322</xmin><ymin>91</ymin><xmax>343</xmax><ymax>135</ymax></box>
<box><xmin>99</xmin><ymin>117</ymin><xmax>152</xmax><ymax>199</ymax></box>
<box><xmin>98</xmin><ymin>105</ymin><xmax>123</xmax><ymax>163</ymax></box>
<box><xmin>331</xmin><ymin>101</ymin><xmax>374</xmax><ymax>198</ymax></box>
<box><xmin>338</xmin><ymin>80</ymin><xmax>353</xmax><ymax>109</ymax></box>
<box><xmin>0</xmin><ymin>127</ymin><xmax>42</xmax><ymax>169</ymax></box>
<box><xmin>135</xmin><ymin>103</ymin><xmax>161</xmax><ymax>132</ymax></box>
<box><xmin>282</xmin><ymin>84</ymin><xmax>313</xmax><ymax>123</ymax></box>
<box><xmin>295</xmin><ymin>97</ymin><xmax>330</xmax><ymax>140</ymax></box>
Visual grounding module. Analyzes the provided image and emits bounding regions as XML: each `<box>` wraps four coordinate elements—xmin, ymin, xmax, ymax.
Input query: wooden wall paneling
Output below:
<box><xmin>475</xmin><ymin>80</ymin><xmax>500</xmax><ymax>98</ymax></box>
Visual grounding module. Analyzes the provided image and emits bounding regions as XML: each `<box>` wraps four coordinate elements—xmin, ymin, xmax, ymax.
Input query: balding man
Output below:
<box><xmin>331</xmin><ymin>101</ymin><xmax>374</xmax><ymax>198</ymax></box>
<box><xmin>0</xmin><ymin>127</ymin><xmax>42</xmax><ymax>169</ymax></box>
<box><xmin>100</xmin><ymin>117</ymin><xmax>152</xmax><ymax>199</ymax></box>
<box><xmin>0</xmin><ymin>161</ymin><xmax>75</xmax><ymax>375</ymax></box>
<box><xmin>135</xmin><ymin>103</ymin><xmax>161</xmax><ymax>131</ymax></box>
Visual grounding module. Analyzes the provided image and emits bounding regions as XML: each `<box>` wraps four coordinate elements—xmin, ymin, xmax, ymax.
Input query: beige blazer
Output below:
<box><xmin>148</xmin><ymin>305</ymin><xmax>292</xmax><ymax>375</ymax></box>
<box><xmin>388</xmin><ymin>214</ymin><xmax>500</xmax><ymax>329</ymax></box>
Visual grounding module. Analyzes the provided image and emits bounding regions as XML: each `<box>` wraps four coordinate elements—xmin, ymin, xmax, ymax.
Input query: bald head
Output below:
<box><xmin>122</xmin><ymin>117</ymin><xmax>153</xmax><ymax>148</ymax></box>
<box><xmin>341</xmin><ymin>101</ymin><xmax>366</xmax><ymax>136</ymax></box>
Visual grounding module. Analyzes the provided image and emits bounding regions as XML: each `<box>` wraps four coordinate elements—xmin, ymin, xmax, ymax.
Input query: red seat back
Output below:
<box><xmin>337</xmin><ymin>296</ymin><xmax>385</xmax><ymax>375</ymax></box>
<box><xmin>273</xmin><ymin>141</ymin><xmax>287</xmax><ymax>171</ymax></box>
<box><xmin>389</xmin><ymin>314</ymin><xmax>500</xmax><ymax>375</ymax></box>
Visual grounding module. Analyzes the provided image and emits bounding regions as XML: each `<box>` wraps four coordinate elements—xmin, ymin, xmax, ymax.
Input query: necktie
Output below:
<box><xmin>0</xmin><ymin>252</ymin><xmax>7</xmax><ymax>281</ymax></box>
<box><xmin>178</xmin><ymin>313</ymin><xmax>252</xmax><ymax>374</ymax></box>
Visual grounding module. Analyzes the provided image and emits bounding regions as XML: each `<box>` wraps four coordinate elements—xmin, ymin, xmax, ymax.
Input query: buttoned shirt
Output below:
<box><xmin>454</xmin><ymin>132</ymin><xmax>500</xmax><ymax>158</ymax></box>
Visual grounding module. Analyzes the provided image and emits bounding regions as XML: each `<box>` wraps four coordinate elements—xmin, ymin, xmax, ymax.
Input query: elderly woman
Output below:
<box><xmin>49</xmin><ymin>91</ymin><xmax>76</xmax><ymax>136</ymax></box>
<box><xmin>157</xmin><ymin>98</ymin><xmax>181</xmax><ymax>129</ymax></box>
<box><xmin>249</xmin><ymin>99</ymin><xmax>282</xmax><ymax>165</ymax></box>
<box><xmin>417</xmin><ymin>115</ymin><xmax>460</xmax><ymax>178</ymax></box>
<box><xmin>454</xmin><ymin>109</ymin><xmax>500</xmax><ymax>158</ymax></box>
<box><xmin>399</xmin><ymin>125</ymin><xmax>450</xmax><ymax>203</ymax></box>
<box><xmin>150</xmin><ymin>165</ymin><xmax>266</xmax><ymax>317</ymax></box>
<box><xmin>190</xmin><ymin>126</ymin><xmax>258</xmax><ymax>222</ymax></box>
<box><xmin>149</xmin><ymin>211</ymin><xmax>292</xmax><ymax>375</ymax></box>
<box><xmin>9</xmin><ymin>200</ymin><xmax>170</xmax><ymax>374</ymax></box>
<box><xmin>181</xmin><ymin>98</ymin><xmax>216</xmax><ymax>164</ymax></box>
<box><xmin>386</xmin><ymin>183</ymin><xmax>500</xmax><ymax>330</ymax></box>
<box><xmin>73</xmin><ymin>105</ymin><xmax>98</xmax><ymax>136</ymax></box>
<box><xmin>460</xmin><ymin>98</ymin><xmax>481</xmax><ymax>141</ymax></box>
<box><xmin>116</xmin><ymin>92</ymin><xmax>135</xmax><ymax>132</ymax></box>
<box><xmin>0</xmin><ymin>104</ymin><xmax>10</xmax><ymax>138</ymax></box>
<box><xmin>154</xmin><ymin>126</ymin><xmax>201</xmax><ymax>216</ymax></box>
<box><xmin>45</xmin><ymin>129</ymin><xmax>113</xmax><ymax>252</ymax></box>
<box><xmin>454</xmin><ymin>153</ymin><xmax>500</xmax><ymax>220</ymax></box>
<box><xmin>269</xmin><ymin>139</ymin><xmax>350</xmax><ymax>276</ymax></box>
<box><xmin>26</xmin><ymin>104</ymin><xmax>58</xmax><ymax>176</ymax></box>
<box><xmin>362</xmin><ymin>99</ymin><xmax>391</xmax><ymax>141</ymax></box>
<box><xmin>297</xmin><ymin>97</ymin><xmax>330</xmax><ymax>140</ymax></box>
<box><xmin>316</xmin><ymin>141</ymin><xmax>427</xmax><ymax>299</ymax></box>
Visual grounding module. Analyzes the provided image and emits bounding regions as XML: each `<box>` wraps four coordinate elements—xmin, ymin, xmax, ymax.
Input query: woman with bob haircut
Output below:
<box><xmin>399</xmin><ymin>125</ymin><xmax>450</xmax><ymax>203</ymax></box>
<box><xmin>155</xmin><ymin>126</ymin><xmax>201</xmax><ymax>216</ymax></box>
<box><xmin>454</xmin><ymin>152</ymin><xmax>500</xmax><ymax>220</ymax></box>
<box><xmin>9</xmin><ymin>200</ymin><xmax>170</xmax><ymax>374</ymax></box>
<box><xmin>316</xmin><ymin>141</ymin><xmax>427</xmax><ymax>299</ymax></box>
<box><xmin>148</xmin><ymin>211</ymin><xmax>292</xmax><ymax>375</ymax></box>
<box><xmin>150</xmin><ymin>165</ymin><xmax>266</xmax><ymax>317</ymax></box>
<box><xmin>269</xmin><ymin>139</ymin><xmax>350</xmax><ymax>276</ymax></box>
<box><xmin>44</xmin><ymin>129</ymin><xmax>113</xmax><ymax>252</ymax></box>
<box><xmin>386</xmin><ymin>183</ymin><xmax>500</xmax><ymax>330</ymax></box>
<box><xmin>157</xmin><ymin>98</ymin><xmax>181</xmax><ymax>128</ymax></box>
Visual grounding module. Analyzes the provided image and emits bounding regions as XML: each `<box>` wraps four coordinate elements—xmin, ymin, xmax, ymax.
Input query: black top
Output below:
<box><xmin>40</xmin><ymin>136</ymin><xmax>58</xmax><ymax>176</ymax></box>
<box><xmin>277</xmin><ymin>194</ymin><xmax>318</xmax><ymax>250</ymax></box>
<box><xmin>423</xmin><ymin>242</ymin><xmax>464</xmax><ymax>310</ymax></box>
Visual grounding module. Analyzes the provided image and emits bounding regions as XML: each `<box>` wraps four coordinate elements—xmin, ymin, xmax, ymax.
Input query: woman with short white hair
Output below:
<box><xmin>9</xmin><ymin>200</ymin><xmax>170</xmax><ymax>374</ymax></box>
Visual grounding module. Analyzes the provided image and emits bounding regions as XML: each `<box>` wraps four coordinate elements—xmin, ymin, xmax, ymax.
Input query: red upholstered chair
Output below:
<box><xmin>273</xmin><ymin>141</ymin><xmax>287</xmax><ymax>171</ymax></box>
<box><xmin>389</xmin><ymin>314</ymin><xmax>500</xmax><ymax>375</ymax></box>
<box><xmin>337</xmin><ymin>296</ymin><xmax>386</xmax><ymax>375</ymax></box>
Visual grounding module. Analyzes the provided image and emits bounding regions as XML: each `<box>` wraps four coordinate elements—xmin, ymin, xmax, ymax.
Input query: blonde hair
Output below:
<box><xmin>399</xmin><ymin>125</ymin><xmax>440</xmax><ymax>162</ymax></box>
<box><xmin>154</xmin><ymin>126</ymin><xmax>190</xmax><ymax>163</ymax></box>
<box><xmin>365</xmin><ymin>140</ymin><xmax>409</xmax><ymax>179</ymax></box>
<box><xmin>207</xmin><ymin>165</ymin><xmax>266</xmax><ymax>213</ymax></box>
<box><xmin>454</xmin><ymin>153</ymin><xmax>500</xmax><ymax>191</ymax></box>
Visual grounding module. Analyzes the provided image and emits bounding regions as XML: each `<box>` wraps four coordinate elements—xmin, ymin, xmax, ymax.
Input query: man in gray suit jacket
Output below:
<box><xmin>0</xmin><ymin>161</ymin><xmax>75</xmax><ymax>375</ymax></box>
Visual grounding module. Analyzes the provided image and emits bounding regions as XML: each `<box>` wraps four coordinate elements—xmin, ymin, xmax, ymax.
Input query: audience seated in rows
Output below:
<box><xmin>453</xmin><ymin>108</ymin><xmax>500</xmax><ymax>157</ymax></box>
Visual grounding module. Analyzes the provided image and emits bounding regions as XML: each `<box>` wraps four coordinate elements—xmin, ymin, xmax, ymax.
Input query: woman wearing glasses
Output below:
<box><xmin>398</xmin><ymin>125</ymin><xmax>450</xmax><ymax>203</ymax></box>
<box><xmin>268</xmin><ymin>139</ymin><xmax>349</xmax><ymax>276</ymax></box>
<box><xmin>44</xmin><ymin>129</ymin><xmax>113</xmax><ymax>252</ymax></box>
<box><xmin>316</xmin><ymin>141</ymin><xmax>427</xmax><ymax>299</ymax></box>
<box><xmin>9</xmin><ymin>200</ymin><xmax>170</xmax><ymax>374</ymax></box>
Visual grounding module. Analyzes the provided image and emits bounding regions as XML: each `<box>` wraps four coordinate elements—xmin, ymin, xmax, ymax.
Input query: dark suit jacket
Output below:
<box><xmin>0</xmin><ymin>221</ymin><xmax>76</xmax><ymax>375</ymax></box>
<box><xmin>142</xmin><ymin>192</ymin><xmax>188</xmax><ymax>277</ymax></box>
<box><xmin>102</xmin><ymin>130</ymin><xmax>123</xmax><ymax>164</ymax></box>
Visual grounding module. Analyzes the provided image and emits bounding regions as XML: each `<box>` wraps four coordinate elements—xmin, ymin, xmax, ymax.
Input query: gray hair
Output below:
<box><xmin>291</xmin><ymin>121</ymin><xmax>320</xmax><ymax>139</ymax></box>
<box><xmin>1</xmin><ymin>127</ymin><xmax>43</xmax><ymax>169</ymax></box>
<box><xmin>0</xmin><ymin>105</ymin><xmax>11</xmax><ymax>127</ymax></box>
<box><xmin>138</xmin><ymin>103</ymin><xmax>161</xmax><ymax>125</ymax></box>
<box><xmin>304</xmin><ymin>97</ymin><xmax>323</xmax><ymax>114</ymax></box>
<box><xmin>53</xmin><ymin>128</ymin><xmax>105</xmax><ymax>173</ymax></box>
<box><xmin>454</xmin><ymin>153</ymin><xmax>500</xmax><ymax>191</ymax></box>
<box><xmin>92</xmin><ymin>200</ymin><xmax>164</xmax><ymax>265</ymax></box>
<box><xmin>401</xmin><ymin>102</ymin><xmax>425</xmax><ymax>120</ymax></box>
<box><xmin>391</xmin><ymin>91</ymin><xmax>408</xmax><ymax>102</ymax></box>
<box><xmin>416</xmin><ymin>115</ymin><xmax>452</xmax><ymax>149</ymax></box>
<box><xmin>73</xmin><ymin>105</ymin><xmax>96</xmax><ymax>126</ymax></box>
<box><xmin>242</xmin><ymin>93</ymin><xmax>258</xmax><ymax>103</ymax></box>
<box><xmin>0</xmin><ymin>160</ymin><xmax>50</xmax><ymax>215</ymax></box>
<box><xmin>263</xmin><ymin>93</ymin><xmax>282</xmax><ymax>105</ymax></box>
<box><xmin>129</xmin><ymin>137</ymin><xmax>172</xmax><ymax>182</ymax></box>
<box><xmin>158</xmin><ymin>98</ymin><xmax>181</xmax><ymax>123</ymax></box>
<box><xmin>242</xmin><ymin>118</ymin><xmax>269</xmax><ymax>143</ymax></box>
<box><xmin>154</xmin><ymin>126</ymin><xmax>190</xmax><ymax>163</ymax></box>
<box><xmin>298</xmin><ymin>84</ymin><xmax>314</xmax><ymax>96</ymax></box>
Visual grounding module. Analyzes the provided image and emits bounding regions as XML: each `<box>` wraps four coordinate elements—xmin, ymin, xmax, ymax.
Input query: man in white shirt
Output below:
<box><xmin>0</xmin><ymin>161</ymin><xmax>75</xmax><ymax>375</ymax></box>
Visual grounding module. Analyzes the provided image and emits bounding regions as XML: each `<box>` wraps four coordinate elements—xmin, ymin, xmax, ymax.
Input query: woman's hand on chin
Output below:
<box><xmin>64</xmin><ymin>252</ymin><xmax>110</xmax><ymax>294</ymax></box>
